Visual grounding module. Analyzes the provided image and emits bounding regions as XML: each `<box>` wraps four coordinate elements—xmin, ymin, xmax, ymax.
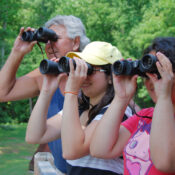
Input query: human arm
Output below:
<box><xmin>61</xmin><ymin>58</ymin><xmax>98</xmax><ymax>159</ymax></box>
<box><xmin>129</xmin><ymin>98</ymin><xmax>141</xmax><ymax>113</ymax></box>
<box><xmin>90</xmin><ymin>73</ymin><xmax>138</xmax><ymax>159</ymax></box>
<box><xmin>150</xmin><ymin>52</ymin><xmax>175</xmax><ymax>172</ymax></box>
<box><xmin>0</xmin><ymin>27</ymin><xmax>41</xmax><ymax>102</ymax></box>
<box><xmin>25</xmin><ymin>73</ymin><xmax>66</xmax><ymax>144</ymax></box>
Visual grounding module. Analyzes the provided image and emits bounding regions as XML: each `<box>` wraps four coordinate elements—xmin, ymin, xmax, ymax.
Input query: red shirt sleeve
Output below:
<box><xmin>121</xmin><ymin>107</ymin><xmax>154</xmax><ymax>133</ymax></box>
<box><xmin>121</xmin><ymin>115</ymin><xmax>139</xmax><ymax>133</ymax></box>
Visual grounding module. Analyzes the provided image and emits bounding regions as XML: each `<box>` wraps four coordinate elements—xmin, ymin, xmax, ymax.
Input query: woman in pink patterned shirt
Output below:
<box><xmin>90</xmin><ymin>37</ymin><xmax>175</xmax><ymax>175</ymax></box>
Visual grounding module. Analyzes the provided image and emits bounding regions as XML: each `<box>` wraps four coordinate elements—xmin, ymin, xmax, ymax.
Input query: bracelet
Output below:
<box><xmin>64</xmin><ymin>91</ymin><xmax>78</xmax><ymax>95</ymax></box>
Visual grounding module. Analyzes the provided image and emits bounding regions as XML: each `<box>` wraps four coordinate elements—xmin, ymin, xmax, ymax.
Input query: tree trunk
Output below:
<box><xmin>1</xmin><ymin>22</ymin><xmax>6</xmax><ymax>67</ymax></box>
<box><xmin>29</xmin><ymin>98</ymin><xmax>33</xmax><ymax>114</ymax></box>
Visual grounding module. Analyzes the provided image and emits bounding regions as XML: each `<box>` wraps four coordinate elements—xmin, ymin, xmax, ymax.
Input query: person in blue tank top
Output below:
<box><xmin>47</xmin><ymin>88</ymin><xmax>65</xmax><ymax>172</ymax></box>
<box><xmin>0</xmin><ymin>15</ymin><xmax>90</xmax><ymax>174</ymax></box>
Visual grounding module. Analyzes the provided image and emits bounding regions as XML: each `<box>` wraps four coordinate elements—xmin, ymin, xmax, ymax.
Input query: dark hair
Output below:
<box><xmin>138</xmin><ymin>37</ymin><xmax>175</xmax><ymax>119</ymax></box>
<box><xmin>78</xmin><ymin>64</ymin><xmax>114</xmax><ymax>125</ymax></box>
<box><xmin>143</xmin><ymin>37</ymin><xmax>175</xmax><ymax>63</ymax></box>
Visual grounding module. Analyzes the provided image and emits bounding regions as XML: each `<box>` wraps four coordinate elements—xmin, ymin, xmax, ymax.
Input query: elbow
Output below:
<box><xmin>25</xmin><ymin>137</ymin><xmax>33</xmax><ymax>144</ymax></box>
<box><xmin>62</xmin><ymin>146</ymin><xmax>85</xmax><ymax>160</ymax></box>
<box><xmin>0</xmin><ymin>96</ymin><xmax>3</xmax><ymax>102</ymax></box>
<box><xmin>0</xmin><ymin>93</ymin><xmax>13</xmax><ymax>102</ymax></box>
<box><xmin>90</xmin><ymin>147</ymin><xmax>99</xmax><ymax>158</ymax></box>
<box><xmin>90</xmin><ymin>151</ymin><xmax>101</xmax><ymax>159</ymax></box>
<box><xmin>62</xmin><ymin>144</ymin><xmax>76</xmax><ymax>160</ymax></box>
<box><xmin>90</xmin><ymin>145</ymin><xmax>117</xmax><ymax>159</ymax></box>
<box><xmin>62</xmin><ymin>150</ymin><xmax>79</xmax><ymax>160</ymax></box>
<box><xmin>62</xmin><ymin>153</ymin><xmax>74</xmax><ymax>160</ymax></box>
<box><xmin>25</xmin><ymin>135</ymin><xmax>39</xmax><ymax>144</ymax></box>
<box><xmin>90</xmin><ymin>145</ymin><xmax>105</xmax><ymax>159</ymax></box>
<box><xmin>90</xmin><ymin>150</ymin><xmax>113</xmax><ymax>159</ymax></box>
<box><xmin>0</xmin><ymin>87</ymin><xmax>13</xmax><ymax>102</ymax></box>
<box><xmin>0</xmin><ymin>94</ymin><xmax>7</xmax><ymax>102</ymax></box>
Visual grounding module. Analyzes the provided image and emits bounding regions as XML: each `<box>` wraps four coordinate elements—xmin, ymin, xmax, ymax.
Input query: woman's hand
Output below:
<box><xmin>65</xmin><ymin>57</ymin><xmax>88</xmax><ymax>93</ymax></box>
<box><xmin>147</xmin><ymin>52</ymin><xmax>174</xmax><ymax>100</ymax></box>
<box><xmin>42</xmin><ymin>58</ymin><xmax>67</xmax><ymax>93</ymax></box>
<box><xmin>112</xmin><ymin>72</ymin><xmax>138</xmax><ymax>102</ymax></box>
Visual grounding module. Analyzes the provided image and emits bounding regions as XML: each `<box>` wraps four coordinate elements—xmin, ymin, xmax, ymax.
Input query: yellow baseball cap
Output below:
<box><xmin>66</xmin><ymin>41</ymin><xmax>122</xmax><ymax>65</ymax></box>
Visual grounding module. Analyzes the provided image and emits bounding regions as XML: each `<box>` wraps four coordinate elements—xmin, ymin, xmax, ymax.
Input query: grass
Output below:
<box><xmin>0</xmin><ymin>123</ymin><xmax>37</xmax><ymax>175</ymax></box>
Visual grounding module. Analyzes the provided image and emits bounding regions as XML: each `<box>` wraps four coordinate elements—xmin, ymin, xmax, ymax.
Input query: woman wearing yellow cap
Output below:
<box><xmin>26</xmin><ymin>41</ymin><xmax>133</xmax><ymax>175</ymax></box>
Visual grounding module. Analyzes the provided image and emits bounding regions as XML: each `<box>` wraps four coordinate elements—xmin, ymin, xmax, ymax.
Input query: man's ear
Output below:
<box><xmin>73</xmin><ymin>36</ymin><xmax>80</xmax><ymax>51</ymax></box>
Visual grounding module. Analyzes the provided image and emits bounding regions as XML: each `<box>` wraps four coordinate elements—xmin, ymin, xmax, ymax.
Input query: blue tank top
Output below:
<box><xmin>47</xmin><ymin>88</ymin><xmax>66</xmax><ymax>173</ymax></box>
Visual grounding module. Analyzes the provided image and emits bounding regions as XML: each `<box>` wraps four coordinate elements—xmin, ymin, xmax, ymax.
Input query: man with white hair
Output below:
<box><xmin>0</xmin><ymin>15</ymin><xmax>90</xmax><ymax>174</ymax></box>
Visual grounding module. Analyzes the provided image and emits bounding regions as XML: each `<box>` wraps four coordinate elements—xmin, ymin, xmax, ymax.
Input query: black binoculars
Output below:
<box><xmin>39</xmin><ymin>56</ymin><xmax>94</xmax><ymax>75</ymax></box>
<box><xmin>112</xmin><ymin>54</ymin><xmax>160</xmax><ymax>77</ymax></box>
<box><xmin>21</xmin><ymin>27</ymin><xmax>58</xmax><ymax>43</ymax></box>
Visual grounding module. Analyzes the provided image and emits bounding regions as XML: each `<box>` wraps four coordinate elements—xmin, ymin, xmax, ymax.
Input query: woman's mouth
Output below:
<box><xmin>81</xmin><ymin>83</ymin><xmax>91</xmax><ymax>88</ymax></box>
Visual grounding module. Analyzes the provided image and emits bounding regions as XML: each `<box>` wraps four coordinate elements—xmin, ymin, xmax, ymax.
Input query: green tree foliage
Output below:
<box><xmin>127</xmin><ymin>0</ymin><xmax>175</xmax><ymax>106</ymax></box>
<box><xmin>129</xmin><ymin>0</ymin><xmax>175</xmax><ymax>58</ymax></box>
<box><xmin>1</xmin><ymin>0</ymin><xmax>175</xmax><ymax>122</ymax></box>
<box><xmin>0</xmin><ymin>0</ymin><xmax>23</xmax><ymax>65</ymax></box>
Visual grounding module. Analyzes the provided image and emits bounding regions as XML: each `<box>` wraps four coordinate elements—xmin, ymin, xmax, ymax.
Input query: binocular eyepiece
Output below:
<box><xmin>39</xmin><ymin>57</ymin><xmax>94</xmax><ymax>75</ymax></box>
<box><xmin>21</xmin><ymin>27</ymin><xmax>58</xmax><ymax>43</ymax></box>
<box><xmin>112</xmin><ymin>54</ymin><xmax>160</xmax><ymax>77</ymax></box>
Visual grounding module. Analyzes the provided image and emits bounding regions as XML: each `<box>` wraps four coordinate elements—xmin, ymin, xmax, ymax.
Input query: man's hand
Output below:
<box><xmin>12</xmin><ymin>27</ymin><xmax>37</xmax><ymax>56</ymax></box>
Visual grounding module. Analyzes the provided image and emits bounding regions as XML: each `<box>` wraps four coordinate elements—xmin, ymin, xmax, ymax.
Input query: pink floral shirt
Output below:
<box><xmin>122</xmin><ymin>107</ymin><xmax>175</xmax><ymax>175</ymax></box>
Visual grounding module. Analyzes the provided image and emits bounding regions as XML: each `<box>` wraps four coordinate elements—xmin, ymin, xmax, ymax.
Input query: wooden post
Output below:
<box><xmin>34</xmin><ymin>152</ymin><xmax>64</xmax><ymax>175</ymax></box>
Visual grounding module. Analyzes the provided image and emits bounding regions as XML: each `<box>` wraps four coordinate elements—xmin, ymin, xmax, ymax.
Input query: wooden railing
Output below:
<box><xmin>34</xmin><ymin>152</ymin><xmax>65</xmax><ymax>175</ymax></box>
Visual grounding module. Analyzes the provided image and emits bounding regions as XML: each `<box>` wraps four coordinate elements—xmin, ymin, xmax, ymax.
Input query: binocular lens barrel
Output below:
<box><xmin>112</xmin><ymin>61</ymin><xmax>125</xmax><ymax>75</ymax></box>
<box><xmin>141</xmin><ymin>54</ymin><xmax>157</xmax><ymax>71</ymax></box>
<box><xmin>58</xmin><ymin>56</ymin><xmax>71</xmax><ymax>73</ymax></box>
<box><xmin>37</xmin><ymin>27</ymin><xmax>58</xmax><ymax>43</ymax></box>
<box><xmin>39</xmin><ymin>59</ymin><xmax>60</xmax><ymax>74</ymax></box>
<box><xmin>39</xmin><ymin>57</ymin><xmax>94</xmax><ymax>75</ymax></box>
<box><xmin>22</xmin><ymin>31</ymin><xmax>35</xmax><ymax>41</ymax></box>
<box><xmin>59</xmin><ymin>56</ymin><xmax>94</xmax><ymax>75</ymax></box>
<box><xmin>112</xmin><ymin>54</ymin><xmax>159</xmax><ymax>77</ymax></box>
<box><xmin>21</xmin><ymin>27</ymin><xmax>58</xmax><ymax>43</ymax></box>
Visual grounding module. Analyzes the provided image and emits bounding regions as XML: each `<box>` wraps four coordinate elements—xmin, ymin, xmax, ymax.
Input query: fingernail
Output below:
<box><xmin>156</xmin><ymin>52</ymin><xmax>162</xmax><ymax>56</ymax></box>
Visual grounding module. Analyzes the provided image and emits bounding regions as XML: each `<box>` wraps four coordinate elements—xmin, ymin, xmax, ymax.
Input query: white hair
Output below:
<box><xmin>45</xmin><ymin>15</ymin><xmax>90</xmax><ymax>51</ymax></box>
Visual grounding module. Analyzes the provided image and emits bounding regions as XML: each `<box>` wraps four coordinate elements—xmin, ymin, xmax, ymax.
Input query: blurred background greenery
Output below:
<box><xmin>1</xmin><ymin>0</ymin><xmax>175</xmax><ymax>123</ymax></box>
<box><xmin>0</xmin><ymin>123</ymin><xmax>37</xmax><ymax>174</ymax></box>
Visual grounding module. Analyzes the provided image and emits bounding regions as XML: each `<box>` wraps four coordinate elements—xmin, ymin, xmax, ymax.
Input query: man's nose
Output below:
<box><xmin>47</xmin><ymin>39</ymin><xmax>56</xmax><ymax>44</ymax></box>
<box><xmin>46</xmin><ymin>40</ymin><xmax>55</xmax><ymax>48</ymax></box>
<box><xmin>46</xmin><ymin>40</ymin><xmax>51</xmax><ymax>45</ymax></box>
